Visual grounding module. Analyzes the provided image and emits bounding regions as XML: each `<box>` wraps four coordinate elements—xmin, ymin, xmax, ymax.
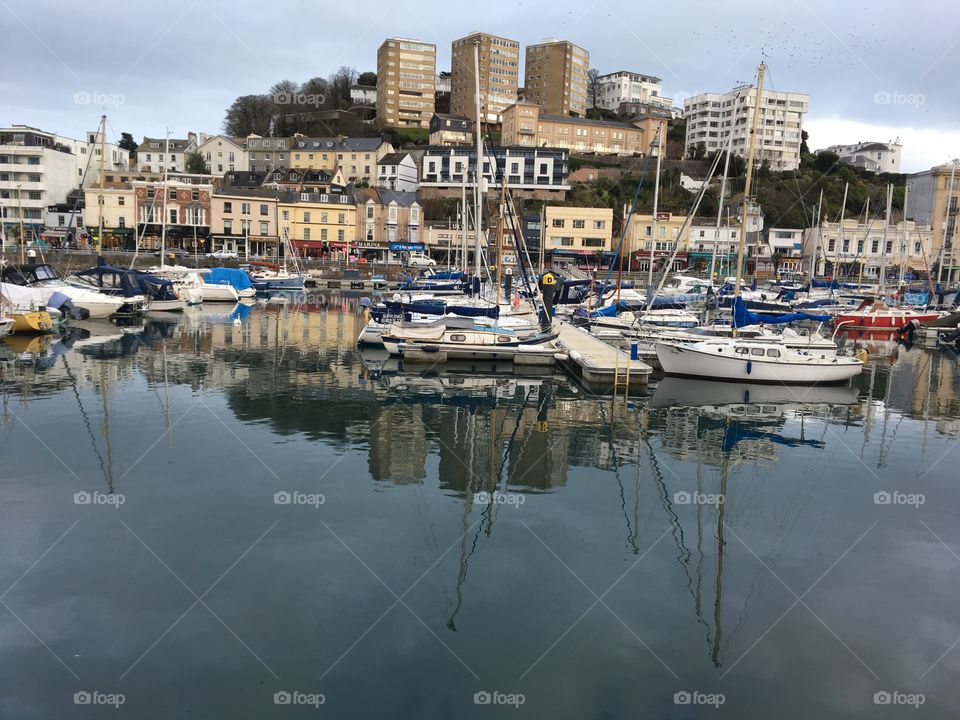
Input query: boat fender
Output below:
<box><xmin>746</xmin><ymin>360</ymin><xmax>752</xmax><ymax>375</ymax></box>
<box><xmin>855</xmin><ymin>349</ymin><xmax>869</xmax><ymax>363</ymax></box>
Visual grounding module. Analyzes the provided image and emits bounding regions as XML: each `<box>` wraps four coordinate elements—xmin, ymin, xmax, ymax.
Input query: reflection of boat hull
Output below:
<box><xmin>12</xmin><ymin>311</ymin><xmax>54</xmax><ymax>334</ymax></box>
<box><xmin>653</xmin><ymin>376</ymin><xmax>860</xmax><ymax>407</ymax></box>
<box><xmin>656</xmin><ymin>341</ymin><xmax>862</xmax><ymax>384</ymax></box>
<box><xmin>253</xmin><ymin>275</ymin><xmax>305</xmax><ymax>291</ymax></box>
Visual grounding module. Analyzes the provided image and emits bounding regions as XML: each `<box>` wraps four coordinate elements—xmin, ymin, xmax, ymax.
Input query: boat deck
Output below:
<box><xmin>556</xmin><ymin>320</ymin><xmax>652</xmax><ymax>386</ymax></box>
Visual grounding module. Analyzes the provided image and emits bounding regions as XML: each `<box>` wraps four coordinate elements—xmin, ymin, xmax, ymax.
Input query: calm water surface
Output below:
<box><xmin>1</xmin><ymin>297</ymin><xmax>959</xmax><ymax>718</ymax></box>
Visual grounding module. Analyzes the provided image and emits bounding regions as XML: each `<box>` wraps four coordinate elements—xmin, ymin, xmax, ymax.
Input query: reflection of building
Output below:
<box><xmin>369</xmin><ymin>404</ymin><xmax>427</xmax><ymax>483</ymax></box>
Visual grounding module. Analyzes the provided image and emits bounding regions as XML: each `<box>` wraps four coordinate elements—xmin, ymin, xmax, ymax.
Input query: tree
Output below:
<box><xmin>800</xmin><ymin>129</ymin><xmax>810</xmax><ymax>155</ymax></box>
<box><xmin>814</xmin><ymin>150</ymin><xmax>840</xmax><ymax>174</ymax></box>
<box><xmin>357</xmin><ymin>71</ymin><xmax>377</xmax><ymax>87</ymax></box>
<box><xmin>328</xmin><ymin>66</ymin><xmax>358</xmax><ymax>110</ymax></box>
<box><xmin>185</xmin><ymin>151</ymin><xmax>209</xmax><ymax>174</ymax></box>
<box><xmin>118</xmin><ymin>132</ymin><xmax>138</xmax><ymax>152</ymax></box>
<box><xmin>587</xmin><ymin>69</ymin><xmax>600</xmax><ymax>109</ymax></box>
<box><xmin>223</xmin><ymin>93</ymin><xmax>275</xmax><ymax>136</ymax></box>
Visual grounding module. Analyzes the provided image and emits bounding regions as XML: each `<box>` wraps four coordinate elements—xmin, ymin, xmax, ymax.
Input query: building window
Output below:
<box><xmin>224</xmin><ymin>201</ymin><xmax>232</xmax><ymax>213</ymax></box>
<box><xmin>594</xmin><ymin>220</ymin><xmax>605</xmax><ymax>229</ymax></box>
<box><xmin>303</xmin><ymin>211</ymin><xmax>311</xmax><ymax>223</ymax></box>
<box><xmin>338</xmin><ymin>229</ymin><xmax>345</xmax><ymax>242</ymax></box>
<box><xmin>573</xmin><ymin>219</ymin><xmax>585</xmax><ymax>229</ymax></box>
<box><xmin>260</xmin><ymin>222</ymin><xmax>269</xmax><ymax>235</ymax></box>
<box><xmin>118</xmin><ymin>196</ymin><xmax>125</xmax><ymax>206</ymax></box>
<box><xmin>304</xmin><ymin>228</ymin><xmax>311</xmax><ymax>240</ymax></box>
<box><xmin>552</xmin><ymin>218</ymin><xmax>565</xmax><ymax>228</ymax></box>
<box><xmin>320</xmin><ymin>229</ymin><xmax>328</xmax><ymax>241</ymax></box>
<box><xmin>260</xmin><ymin>204</ymin><xmax>268</xmax><ymax>216</ymax></box>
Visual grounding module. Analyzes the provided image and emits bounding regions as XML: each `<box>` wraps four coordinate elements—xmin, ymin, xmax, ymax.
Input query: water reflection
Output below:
<box><xmin>2</xmin><ymin>301</ymin><xmax>960</xmax><ymax>717</ymax></box>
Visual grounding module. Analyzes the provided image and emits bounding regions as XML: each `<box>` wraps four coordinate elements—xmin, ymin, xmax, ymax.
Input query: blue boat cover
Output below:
<box><xmin>205</xmin><ymin>267</ymin><xmax>253</xmax><ymax>291</ymax></box>
<box><xmin>732</xmin><ymin>297</ymin><xmax>830</xmax><ymax>327</ymax></box>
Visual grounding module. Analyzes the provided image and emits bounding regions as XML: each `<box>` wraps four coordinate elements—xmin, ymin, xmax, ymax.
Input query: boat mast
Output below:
<box><xmin>836</xmin><ymin>182</ymin><xmax>848</xmax><ymax>280</ymax></box>
<box><xmin>473</xmin><ymin>40</ymin><xmax>483</xmax><ymax>283</ymax></box>
<box><xmin>460</xmin><ymin>169</ymin><xmax>467</xmax><ymax>272</ymax></box>
<box><xmin>648</xmin><ymin>132</ymin><xmax>663</xmax><ymax>288</ymax></box>
<box><xmin>733</xmin><ymin>62</ymin><xmax>765</xmax><ymax>304</ymax></box>
<box><xmin>937</xmin><ymin>164</ymin><xmax>956</xmax><ymax>285</ymax></box>
<box><xmin>97</xmin><ymin>114</ymin><xmax>106</xmax><ymax>255</ymax></box>
<box><xmin>899</xmin><ymin>183</ymin><xmax>909</xmax><ymax>288</ymax></box>
<box><xmin>709</xmin><ymin>124</ymin><xmax>736</xmax><ymax>283</ymax></box>
<box><xmin>879</xmin><ymin>183</ymin><xmax>893</xmax><ymax>295</ymax></box>
<box><xmin>812</xmin><ymin>189</ymin><xmax>823</xmax><ymax>279</ymax></box>
<box><xmin>160</xmin><ymin>129</ymin><xmax>170</xmax><ymax>269</ymax></box>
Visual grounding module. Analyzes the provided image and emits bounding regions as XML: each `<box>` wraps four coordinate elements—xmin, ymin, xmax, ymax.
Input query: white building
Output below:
<box><xmin>376</xmin><ymin>152</ymin><xmax>418</xmax><ymax>192</ymax></box>
<box><xmin>135</xmin><ymin>134</ymin><xmax>198</xmax><ymax>173</ymax></box>
<box><xmin>350</xmin><ymin>85</ymin><xmax>376</xmax><ymax>106</ymax></box>
<box><xmin>593</xmin><ymin>71</ymin><xmax>671</xmax><ymax>112</ymax></box>
<box><xmin>65</xmin><ymin>129</ymin><xmax>128</xmax><ymax>187</ymax></box>
<box><xmin>196</xmin><ymin>134</ymin><xmax>249</xmax><ymax>176</ymax></box>
<box><xmin>821</xmin><ymin>139</ymin><xmax>902</xmax><ymax>174</ymax></box>
<box><xmin>683</xmin><ymin>85</ymin><xmax>809</xmax><ymax>171</ymax></box>
<box><xmin>803</xmin><ymin>219</ymin><xmax>934</xmax><ymax>279</ymax></box>
<box><xmin>0</xmin><ymin>126</ymin><xmax>82</xmax><ymax>243</ymax></box>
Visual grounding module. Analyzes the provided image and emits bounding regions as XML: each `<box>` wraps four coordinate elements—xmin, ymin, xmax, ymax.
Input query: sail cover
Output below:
<box><xmin>732</xmin><ymin>297</ymin><xmax>830</xmax><ymax>328</ymax></box>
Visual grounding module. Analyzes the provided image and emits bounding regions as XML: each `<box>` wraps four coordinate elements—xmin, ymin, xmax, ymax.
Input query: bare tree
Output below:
<box><xmin>587</xmin><ymin>68</ymin><xmax>600</xmax><ymax>109</ymax></box>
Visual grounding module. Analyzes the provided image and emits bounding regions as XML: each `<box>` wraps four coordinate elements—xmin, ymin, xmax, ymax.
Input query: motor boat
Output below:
<box><xmin>203</xmin><ymin>267</ymin><xmax>256</xmax><ymax>299</ymax></box>
<box><xmin>381</xmin><ymin>317</ymin><xmax>559</xmax><ymax>363</ymax></box>
<box><xmin>2</xmin><ymin>263</ymin><xmax>128</xmax><ymax>318</ymax></box>
<box><xmin>247</xmin><ymin>261</ymin><xmax>304</xmax><ymax>291</ymax></box>
<box><xmin>834</xmin><ymin>298</ymin><xmax>940</xmax><ymax>331</ymax></box>
<box><xmin>68</xmin><ymin>261</ymin><xmax>184</xmax><ymax>313</ymax></box>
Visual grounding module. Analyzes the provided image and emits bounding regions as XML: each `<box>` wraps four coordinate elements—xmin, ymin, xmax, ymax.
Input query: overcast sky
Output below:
<box><xmin>3</xmin><ymin>0</ymin><xmax>958</xmax><ymax>172</ymax></box>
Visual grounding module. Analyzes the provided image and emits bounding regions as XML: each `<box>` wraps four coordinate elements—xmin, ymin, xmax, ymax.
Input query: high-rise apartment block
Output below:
<box><xmin>450</xmin><ymin>32</ymin><xmax>520</xmax><ymax>124</ymax></box>
<box><xmin>377</xmin><ymin>37</ymin><xmax>437</xmax><ymax>129</ymax></box>
<box><xmin>524</xmin><ymin>39</ymin><xmax>590</xmax><ymax>117</ymax></box>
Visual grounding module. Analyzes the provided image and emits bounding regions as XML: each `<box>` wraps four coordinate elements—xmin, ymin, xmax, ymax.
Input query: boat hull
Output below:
<box><xmin>834</xmin><ymin>311</ymin><xmax>940</xmax><ymax>330</ymax></box>
<box><xmin>12</xmin><ymin>311</ymin><xmax>54</xmax><ymax>334</ymax></box>
<box><xmin>201</xmin><ymin>284</ymin><xmax>240</xmax><ymax>303</ymax></box>
<box><xmin>147</xmin><ymin>299</ymin><xmax>187</xmax><ymax>312</ymax></box>
<box><xmin>656</xmin><ymin>342</ymin><xmax>862</xmax><ymax>384</ymax></box>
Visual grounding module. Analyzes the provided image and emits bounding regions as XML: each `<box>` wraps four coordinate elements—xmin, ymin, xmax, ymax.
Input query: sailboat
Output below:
<box><xmin>655</xmin><ymin>63</ymin><xmax>863</xmax><ymax>385</ymax></box>
<box><xmin>249</xmin><ymin>229</ymin><xmax>304</xmax><ymax>291</ymax></box>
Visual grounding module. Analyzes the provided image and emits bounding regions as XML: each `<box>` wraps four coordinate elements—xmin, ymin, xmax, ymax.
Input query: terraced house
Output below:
<box><xmin>278</xmin><ymin>188</ymin><xmax>357</xmax><ymax>256</ymax></box>
<box><xmin>210</xmin><ymin>171</ymin><xmax>279</xmax><ymax>258</ymax></box>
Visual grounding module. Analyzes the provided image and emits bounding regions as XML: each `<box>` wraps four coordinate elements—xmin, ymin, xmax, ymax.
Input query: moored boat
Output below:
<box><xmin>834</xmin><ymin>298</ymin><xmax>940</xmax><ymax>330</ymax></box>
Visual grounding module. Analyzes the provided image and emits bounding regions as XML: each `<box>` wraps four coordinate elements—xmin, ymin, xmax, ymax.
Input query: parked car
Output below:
<box><xmin>406</xmin><ymin>253</ymin><xmax>436</xmax><ymax>268</ymax></box>
<box><xmin>207</xmin><ymin>250</ymin><xmax>239</xmax><ymax>260</ymax></box>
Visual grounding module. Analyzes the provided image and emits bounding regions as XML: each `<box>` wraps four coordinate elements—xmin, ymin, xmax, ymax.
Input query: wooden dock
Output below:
<box><xmin>555</xmin><ymin>320</ymin><xmax>653</xmax><ymax>387</ymax></box>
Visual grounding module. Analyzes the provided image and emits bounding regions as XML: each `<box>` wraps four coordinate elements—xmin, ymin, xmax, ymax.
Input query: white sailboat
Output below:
<box><xmin>655</xmin><ymin>63</ymin><xmax>862</xmax><ymax>385</ymax></box>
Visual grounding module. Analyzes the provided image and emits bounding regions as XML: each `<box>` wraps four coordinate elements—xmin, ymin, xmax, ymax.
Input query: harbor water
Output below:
<box><xmin>1</xmin><ymin>295</ymin><xmax>958</xmax><ymax>718</ymax></box>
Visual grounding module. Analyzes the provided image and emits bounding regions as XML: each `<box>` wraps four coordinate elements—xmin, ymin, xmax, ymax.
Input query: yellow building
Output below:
<box><xmin>624</xmin><ymin>212</ymin><xmax>691</xmax><ymax>271</ymax></box>
<box><xmin>376</xmin><ymin>37</ymin><xmax>437</xmax><ymax>129</ymax></box>
<box><xmin>278</xmin><ymin>190</ymin><xmax>357</xmax><ymax>255</ymax></box>
<box><xmin>501</xmin><ymin>102</ymin><xmax>666</xmax><ymax>156</ymax></box>
<box><xmin>450</xmin><ymin>32</ymin><xmax>520</xmax><ymax>123</ymax></box>
<box><xmin>907</xmin><ymin>164</ymin><xmax>960</xmax><ymax>281</ymax></box>
<box><xmin>542</xmin><ymin>206</ymin><xmax>613</xmax><ymax>253</ymax></box>
<box><xmin>290</xmin><ymin>138</ymin><xmax>339</xmax><ymax>171</ymax></box>
<box><xmin>524</xmin><ymin>39</ymin><xmax>590</xmax><ymax>117</ymax></box>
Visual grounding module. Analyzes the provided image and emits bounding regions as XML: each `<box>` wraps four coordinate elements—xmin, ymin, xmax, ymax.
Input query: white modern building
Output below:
<box><xmin>135</xmin><ymin>134</ymin><xmax>198</xmax><ymax>173</ymax></box>
<box><xmin>821</xmin><ymin>139</ymin><xmax>902</xmax><ymax>174</ymax></box>
<box><xmin>593</xmin><ymin>71</ymin><xmax>671</xmax><ymax>112</ymax></box>
<box><xmin>0</xmin><ymin>126</ymin><xmax>82</xmax><ymax>243</ymax></box>
<box><xmin>196</xmin><ymin>134</ymin><xmax>249</xmax><ymax>176</ymax></box>
<box><xmin>376</xmin><ymin>152</ymin><xmax>418</xmax><ymax>192</ymax></box>
<box><xmin>64</xmin><ymin>128</ymin><xmax>128</xmax><ymax>187</ymax></box>
<box><xmin>683</xmin><ymin>84</ymin><xmax>809</xmax><ymax>171</ymax></box>
<box><xmin>350</xmin><ymin>85</ymin><xmax>377</xmax><ymax>106</ymax></box>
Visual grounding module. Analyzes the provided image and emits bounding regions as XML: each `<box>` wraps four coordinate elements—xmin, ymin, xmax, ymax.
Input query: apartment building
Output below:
<box><xmin>524</xmin><ymin>39</ymin><xmax>590</xmax><ymax>117</ymax></box>
<box><xmin>625</xmin><ymin>212</ymin><xmax>691</xmax><ymax>273</ymax></box>
<box><xmin>337</xmin><ymin>138</ymin><xmax>394</xmax><ymax>181</ymax></box>
<box><xmin>246</xmin><ymin>135</ymin><xmax>291</xmax><ymax>172</ymax></box>
<box><xmin>210</xmin><ymin>172</ymin><xmax>279</xmax><ymax>257</ymax></box>
<box><xmin>132</xmin><ymin>172</ymin><xmax>214</xmax><ymax>250</ymax></box>
<box><xmin>70</xmin><ymin>128</ymin><xmax>128</xmax><ymax>187</ymax></box>
<box><xmin>593</xmin><ymin>71</ymin><xmax>671</xmax><ymax>112</ymax></box>
<box><xmin>354</xmin><ymin>188</ymin><xmax>422</xmax><ymax>260</ymax></box>
<box><xmin>823</xmin><ymin>139</ymin><xmax>902</xmax><ymax>174</ymax></box>
<box><xmin>376</xmin><ymin>37</ymin><xmax>437</xmax><ymax>129</ymax></box>
<box><xmin>450</xmin><ymin>32</ymin><xmax>520</xmax><ymax>124</ymax></box>
<box><xmin>278</xmin><ymin>189</ymin><xmax>358</xmax><ymax>255</ymax></box>
<box><xmin>542</xmin><ymin>206</ymin><xmax>613</xmax><ymax>255</ymax></box>
<box><xmin>501</xmin><ymin>102</ymin><xmax>666</xmax><ymax>156</ymax></box>
<box><xmin>135</xmin><ymin>134</ymin><xmax>198</xmax><ymax>173</ymax></box>
<box><xmin>683</xmin><ymin>85</ymin><xmax>808</xmax><ymax>171</ymax></box>
<box><xmin>804</xmin><ymin>218</ymin><xmax>934</xmax><ymax>280</ymax></box>
<box><xmin>429</xmin><ymin>113</ymin><xmax>474</xmax><ymax>146</ymax></box>
<box><xmin>419</xmin><ymin>146</ymin><xmax>569</xmax><ymax>199</ymax></box>
<box><xmin>906</xmin><ymin>164</ymin><xmax>960</xmax><ymax>281</ymax></box>
<box><xmin>0</xmin><ymin>125</ymin><xmax>82</xmax><ymax>242</ymax></box>
<box><xmin>197</xmin><ymin>134</ymin><xmax>249</xmax><ymax>176</ymax></box>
